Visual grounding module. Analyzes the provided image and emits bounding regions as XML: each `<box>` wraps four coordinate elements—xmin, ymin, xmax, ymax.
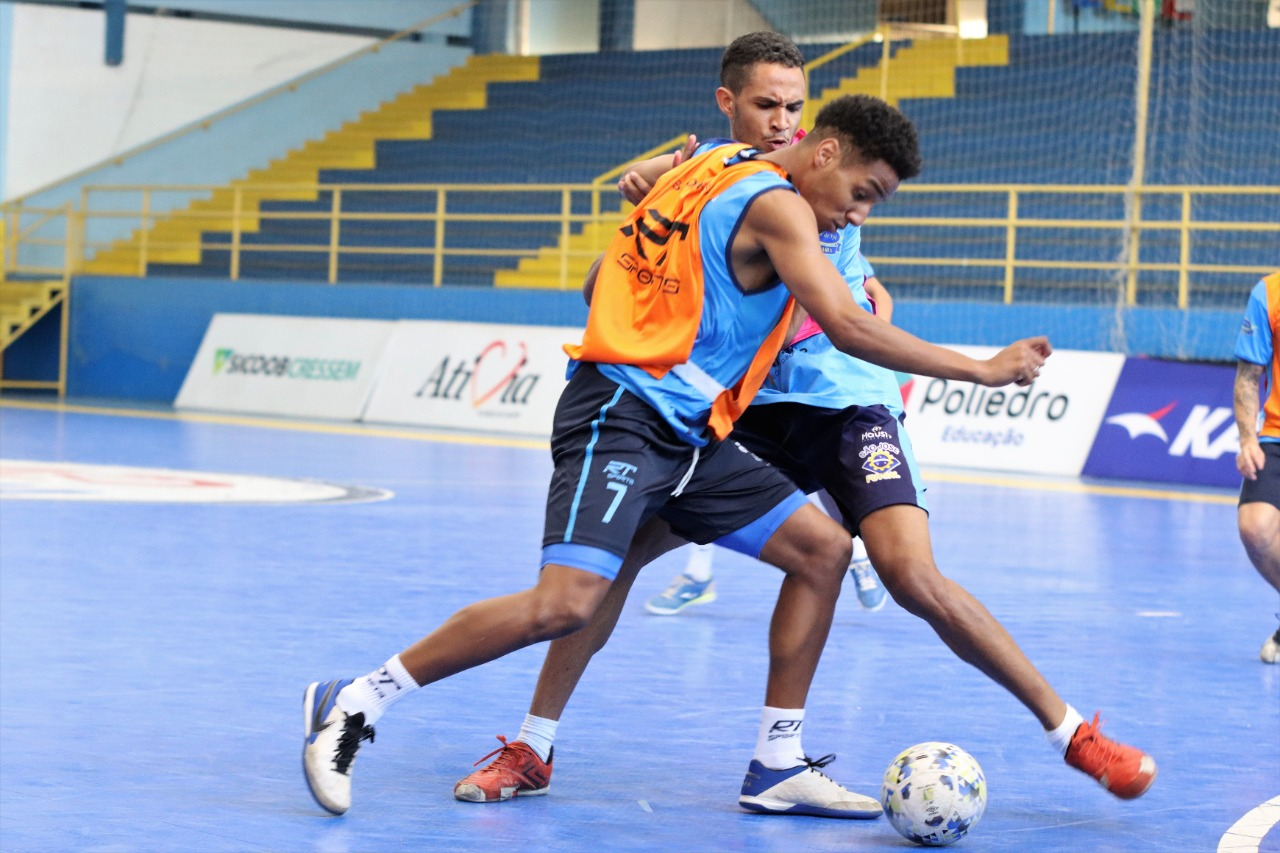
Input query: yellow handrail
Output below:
<box><xmin>31</xmin><ymin>180</ymin><xmax>1273</xmax><ymax>307</ymax></box>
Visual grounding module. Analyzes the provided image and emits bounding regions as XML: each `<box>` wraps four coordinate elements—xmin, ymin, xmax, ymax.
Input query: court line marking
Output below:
<box><xmin>1217</xmin><ymin>795</ymin><xmax>1280</xmax><ymax>853</ymax></box>
<box><xmin>1</xmin><ymin>398</ymin><xmax>1235</xmax><ymax>505</ymax></box>
<box><xmin>922</xmin><ymin>468</ymin><xmax>1235</xmax><ymax>505</ymax></box>
<box><xmin>0</xmin><ymin>398</ymin><xmax>547</xmax><ymax>449</ymax></box>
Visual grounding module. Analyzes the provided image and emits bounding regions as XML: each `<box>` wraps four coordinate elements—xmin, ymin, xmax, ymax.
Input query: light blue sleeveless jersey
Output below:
<box><xmin>595</xmin><ymin>148</ymin><xmax>795</xmax><ymax>446</ymax></box>
<box><xmin>753</xmin><ymin>227</ymin><xmax>904</xmax><ymax>415</ymax></box>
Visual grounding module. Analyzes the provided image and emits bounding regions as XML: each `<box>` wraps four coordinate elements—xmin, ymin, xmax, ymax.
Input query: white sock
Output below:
<box><xmin>336</xmin><ymin>654</ymin><xmax>419</xmax><ymax>726</ymax></box>
<box><xmin>684</xmin><ymin>543</ymin><xmax>715</xmax><ymax>583</ymax></box>
<box><xmin>850</xmin><ymin>536</ymin><xmax>869</xmax><ymax>564</ymax></box>
<box><xmin>516</xmin><ymin>713</ymin><xmax>559</xmax><ymax>763</ymax></box>
<box><xmin>1045</xmin><ymin>704</ymin><xmax>1086</xmax><ymax>756</ymax></box>
<box><xmin>754</xmin><ymin>706</ymin><xmax>806</xmax><ymax>769</ymax></box>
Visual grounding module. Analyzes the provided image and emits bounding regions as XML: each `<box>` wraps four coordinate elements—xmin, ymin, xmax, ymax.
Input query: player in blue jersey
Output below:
<box><xmin>645</xmin><ymin>261</ymin><xmax>891</xmax><ymax>617</ymax></box>
<box><xmin>617</xmin><ymin>37</ymin><xmax>890</xmax><ymax>618</ymax></box>
<box><xmin>1232</xmin><ymin>270</ymin><xmax>1280</xmax><ymax>663</ymax></box>
<box><xmin>453</xmin><ymin>33</ymin><xmax>1155</xmax><ymax>815</ymax></box>
<box><xmin>302</xmin><ymin>90</ymin><xmax>1051</xmax><ymax>818</ymax></box>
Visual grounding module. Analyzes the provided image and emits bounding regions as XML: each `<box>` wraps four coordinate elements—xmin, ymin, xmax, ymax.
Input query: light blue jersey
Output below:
<box><xmin>1235</xmin><ymin>278</ymin><xmax>1273</xmax><ymax>367</ymax></box>
<box><xmin>597</xmin><ymin>151</ymin><xmax>795</xmax><ymax>445</ymax></box>
<box><xmin>1235</xmin><ymin>277</ymin><xmax>1280</xmax><ymax>443</ymax></box>
<box><xmin>755</xmin><ymin>229</ymin><xmax>904</xmax><ymax>415</ymax></box>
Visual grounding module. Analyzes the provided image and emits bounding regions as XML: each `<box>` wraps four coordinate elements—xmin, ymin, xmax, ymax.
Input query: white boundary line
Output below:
<box><xmin>1218</xmin><ymin>796</ymin><xmax>1280</xmax><ymax>853</ymax></box>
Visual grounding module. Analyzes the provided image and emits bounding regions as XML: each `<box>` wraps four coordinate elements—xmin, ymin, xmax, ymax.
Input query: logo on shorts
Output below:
<box><xmin>861</xmin><ymin>426</ymin><xmax>892</xmax><ymax>441</ymax></box>
<box><xmin>603</xmin><ymin>460</ymin><xmax>638</xmax><ymax>485</ymax></box>
<box><xmin>860</xmin><ymin>441</ymin><xmax>902</xmax><ymax>483</ymax></box>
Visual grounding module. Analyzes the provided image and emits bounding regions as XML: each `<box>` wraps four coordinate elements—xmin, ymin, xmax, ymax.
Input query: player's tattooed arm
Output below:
<box><xmin>1235</xmin><ymin>360</ymin><xmax>1266</xmax><ymax>479</ymax></box>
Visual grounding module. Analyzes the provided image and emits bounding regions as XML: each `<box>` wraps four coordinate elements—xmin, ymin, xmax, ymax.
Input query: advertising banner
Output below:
<box><xmin>901</xmin><ymin>347</ymin><xmax>1125</xmax><ymax>476</ymax></box>
<box><xmin>1082</xmin><ymin>358</ymin><xmax>1239</xmax><ymax>488</ymax></box>
<box><xmin>362</xmin><ymin>320</ymin><xmax>580</xmax><ymax>437</ymax></box>
<box><xmin>174</xmin><ymin>314</ymin><xmax>394</xmax><ymax>420</ymax></box>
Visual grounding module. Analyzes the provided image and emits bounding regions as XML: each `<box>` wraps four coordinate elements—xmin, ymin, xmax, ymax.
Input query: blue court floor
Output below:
<box><xmin>1</xmin><ymin>399</ymin><xmax>1276</xmax><ymax>853</ymax></box>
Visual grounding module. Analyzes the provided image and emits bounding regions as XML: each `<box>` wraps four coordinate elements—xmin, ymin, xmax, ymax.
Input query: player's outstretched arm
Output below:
<box><xmin>749</xmin><ymin>191</ymin><xmax>1049</xmax><ymax>387</ymax></box>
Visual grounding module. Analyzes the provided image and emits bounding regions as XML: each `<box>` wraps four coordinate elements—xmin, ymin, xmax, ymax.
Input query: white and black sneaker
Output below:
<box><xmin>739</xmin><ymin>753</ymin><xmax>882</xmax><ymax>819</ymax></box>
<box><xmin>303</xmin><ymin>679</ymin><xmax>375</xmax><ymax>815</ymax></box>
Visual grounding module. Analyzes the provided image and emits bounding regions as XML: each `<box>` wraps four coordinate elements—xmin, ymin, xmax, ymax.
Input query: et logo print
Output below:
<box><xmin>1082</xmin><ymin>358</ymin><xmax>1238</xmax><ymax>488</ymax></box>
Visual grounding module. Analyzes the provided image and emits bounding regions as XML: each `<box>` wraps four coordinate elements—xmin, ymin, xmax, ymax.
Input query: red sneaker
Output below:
<box><xmin>454</xmin><ymin>735</ymin><xmax>553</xmax><ymax>803</ymax></box>
<box><xmin>1064</xmin><ymin>712</ymin><xmax>1157</xmax><ymax>799</ymax></box>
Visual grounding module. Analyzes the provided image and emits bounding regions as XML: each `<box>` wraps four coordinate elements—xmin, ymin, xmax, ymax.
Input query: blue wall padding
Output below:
<box><xmin>62</xmin><ymin>275</ymin><xmax>1236</xmax><ymax>403</ymax></box>
<box><xmin>67</xmin><ymin>276</ymin><xmax>589</xmax><ymax>401</ymax></box>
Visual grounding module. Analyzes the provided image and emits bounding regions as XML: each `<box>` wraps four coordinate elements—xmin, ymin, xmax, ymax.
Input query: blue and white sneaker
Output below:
<box><xmin>303</xmin><ymin>679</ymin><xmax>375</xmax><ymax>815</ymax></box>
<box><xmin>644</xmin><ymin>573</ymin><xmax>716</xmax><ymax>615</ymax></box>
<box><xmin>739</xmin><ymin>754</ymin><xmax>882</xmax><ymax>819</ymax></box>
<box><xmin>849</xmin><ymin>557</ymin><xmax>887</xmax><ymax>612</ymax></box>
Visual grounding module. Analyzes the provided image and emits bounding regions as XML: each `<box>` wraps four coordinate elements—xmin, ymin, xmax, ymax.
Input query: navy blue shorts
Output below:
<box><xmin>731</xmin><ymin>401</ymin><xmax>927</xmax><ymax>535</ymax></box>
<box><xmin>1240</xmin><ymin>441</ymin><xmax>1280</xmax><ymax>509</ymax></box>
<box><xmin>542</xmin><ymin>364</ymin><xmax>807</xmax><ymax>579</ymax></box>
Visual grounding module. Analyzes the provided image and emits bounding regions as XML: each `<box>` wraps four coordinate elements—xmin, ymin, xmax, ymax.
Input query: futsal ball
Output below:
<box><xmin>880</xmin><ymin>742</ymin><xmax>987</xmax><ymax>847</ymax></box>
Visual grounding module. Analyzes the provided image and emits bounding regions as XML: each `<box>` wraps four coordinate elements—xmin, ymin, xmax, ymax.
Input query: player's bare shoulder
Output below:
<box><xmin>745</xmin><ymin>185</ymin><xmax>814</xmax><ymax>237</ymax></box>
<box><xmin>732</xmin><ymin>188</ymin><xmax>817</xmax><ymax>291</ymax></box>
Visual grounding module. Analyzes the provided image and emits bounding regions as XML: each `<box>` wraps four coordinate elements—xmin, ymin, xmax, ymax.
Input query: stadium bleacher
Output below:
<box><xmin>140</xmin><ymin>31</ymin><xmax>1278</xmax><ymax>304</ymax></box>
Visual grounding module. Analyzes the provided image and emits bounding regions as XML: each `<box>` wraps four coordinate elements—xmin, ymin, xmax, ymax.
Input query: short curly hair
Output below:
<box><xmin>811</xmin><ymin>95</ymin><xmax>922</xmax><ymax>181</ymax></box>
<box><xmin>719</xmin><ymin>32</ymin><xmax>805</xmax><ymax>94</ymax></box>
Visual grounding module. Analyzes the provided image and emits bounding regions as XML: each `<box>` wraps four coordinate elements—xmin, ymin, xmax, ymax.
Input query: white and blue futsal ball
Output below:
<box><xmin>881</xmin><ymin>742</ymin><xmax>987</xmax><ymax>846</ymax></box>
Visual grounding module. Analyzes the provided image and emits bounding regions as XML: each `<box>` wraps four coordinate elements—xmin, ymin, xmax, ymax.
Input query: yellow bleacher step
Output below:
<box><xmin>494</xmin><ymin>275</ymin><xmax>570</xmax><ymax>289</ymax></box>
<box><xmin>0</xmin><ymin>280</ymin><xmax>62</xmax><ymax>348</ymax></box>
<box><xmin>834</xmin><ymin>70</ymin><xmax>956</xmax><ymax>99</ymax></box>
<box><xmin>808</xmin><ymin>35</ymin><xmax>1007</xmax><ymax>116</ymax></box>
<box><xmin>319</xmin><ymin>126</ymin><xmax>429</xmax><ymax>145</ymax></box>
<box><xmin>346</xmin><ymin>123</ymin><xmax>434</xmax><ymax>141</ymax></box>
<box><xmin>495</xmin><ymin>269</ymin><xmax>593</xmax><ymax>290</ymax></box>
<box><xmin>183</xmin><ymin>202</ymin><xmax>262</xmax><ymax>232</ymax></box>
<box><xmin>246</xmin><ymin>163</ymin><xmax>321</xmax><ymax>183</ymax></box>
<box><xmin>289</xmin><ymin>149</ymin><xmax>375</xmax><ymax>169</ymax></box>
<box><xmin>302</xmin><ymin>136</ymin><xmax>374</xmax><ymax>154</ymax></box>
<box><xmin>138</xmin><ymin>248</ymin><xmax>203</xmax><ymax>264</ymax></box>
<box><xmin>338</xmin><ymin>117</ymin><xmax>434</xmax><ymax>134</ymax></box>
<box><xmin>2</xmin><ymin>308</ymin><xmax>27</xmax><ymax>341</ymax></box>
<box><xmin>99</xmin><ymin>237</ymin><xmax>203</xmax><ymax>262</ymax></box>
<box><xmin>910</xmin><ymin>36</ymin><xmax>1008</xmax><ymax>64</ymax></box>
<box><xmin>494</xmin><ymin>214</ymin><xmax>624</xmax><ymax>288</ymax></box>
<box><xmin>369</xmin><ymin>91</ymin><xmax>487</xmax><ymax>113</ymax></box>
<box><xmin>0</xmin><ymin>281</ymin><xmax>55</xmax><ymax>312</ymax></box>
<box><xmin>498</xmin><ymin>256</ymin><xmax>597</xmax><ymax>279</ymax></box>
<box><xmin>463</xmin><ymin>53</ymin><xmax>540</xmax><ymax>79</ymax></box>
<box><xmin>80</xmin><ymin>254</ymin><xmax>132</xmax><ymax>272</ymax></box>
